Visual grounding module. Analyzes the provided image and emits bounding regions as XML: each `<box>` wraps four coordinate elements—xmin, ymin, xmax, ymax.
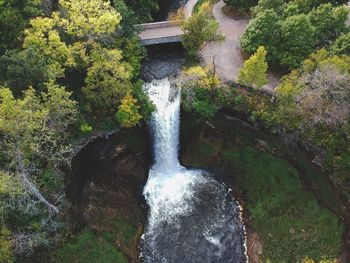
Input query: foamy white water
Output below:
<box><xmin>143</xmin><ymin>78</ymin><xmax>199</xmax><ymax>229</ymax></box>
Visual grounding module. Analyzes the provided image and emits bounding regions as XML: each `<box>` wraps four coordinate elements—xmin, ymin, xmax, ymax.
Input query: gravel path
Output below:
<box><xmin>200</xmin><ymin>1</ymin><xmax>278</xmax><ymax>93</ymax></box>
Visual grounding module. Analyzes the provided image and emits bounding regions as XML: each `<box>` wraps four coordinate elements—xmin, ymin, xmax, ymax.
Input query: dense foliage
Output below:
<box><xmin>260</xmin><ymin>50</ymin><xmax>350</xmax><ymax>199</ymax></box>
<box><xmin>241</xmin><ymin>0</ymin><xmax>349</xmax><ymax>69</ymax></box>
<box><xmin>0</xmin><ymin>84</ymin><xmax>77</xmax><ymax>257</ymax></box>
<box><xmin>179</xmin><ymin>65</ymin><xmax>238</xmax><ymax>118</ymax></box>
<box><xmin>181</xmin><ymin>2</ymin><xmax>221</xmax><ymax>59</ymax></box>
<box><xmin>238</xmin><ymin>46</ymin><xmax>268</xmax><ymax>88</ymax></box>
<box><xmin>0</xmin><ymin>0</ymin><xmax>156</xmax><ymax>260</ymax></box>
<box><xmin>0</xmin><ymin>0</ymin><xmax>42</xmax><ymax>55</ymax></box>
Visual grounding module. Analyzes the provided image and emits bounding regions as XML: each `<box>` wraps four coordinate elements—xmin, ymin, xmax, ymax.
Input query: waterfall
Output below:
<box><xmin>144</xmin><ymin>78</ymin><xmax>181</xmax><ymax>174</ymax></box>
<box><xmin>141</xmin><ymin>78</ymin><xmax>247</xmax><ymax>263</ymax></box>
<box><xmin>143</xmin><ymin>78</ymin><xmax>199</xmax><ymax>228</ymax></box>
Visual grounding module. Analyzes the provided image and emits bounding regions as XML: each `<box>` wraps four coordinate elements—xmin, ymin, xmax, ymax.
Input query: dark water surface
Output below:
<box><xmin>140</xmin><ymin>171</ymin><xmax>247</xmax><ymax>263</ymax></box>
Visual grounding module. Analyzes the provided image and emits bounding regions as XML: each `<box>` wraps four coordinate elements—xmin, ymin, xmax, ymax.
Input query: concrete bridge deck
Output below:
<box><xmin>137</xmin><ymin>21</ymin><xmax>183</xmax><ymax>45</ymax></box>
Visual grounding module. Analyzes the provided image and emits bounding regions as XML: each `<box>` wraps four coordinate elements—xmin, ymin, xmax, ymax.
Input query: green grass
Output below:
<box><xmin>223</xmin><ymin>146</ymin><xmax>343</xmax><ymax>262</ymax></box>
<box><xmin>54</xmin><ymin>217</ymin><xmax>137</xmax><ymax>263</ymax></box>
<box><xmin>102</xmin><ymin>218</ymin><xmax>137</xmax><ymax>246</ymax></box>
<box><xmin>55</xmin><ymin>229</ymin><xmax>128</xmax><ymax>263</ymax></box>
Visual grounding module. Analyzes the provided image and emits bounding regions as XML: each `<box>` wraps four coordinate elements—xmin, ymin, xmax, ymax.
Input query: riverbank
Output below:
<box><xmin>180</xmin><ymin>112</ymin><xmax>347</xmax><ymax>262</ymax></box>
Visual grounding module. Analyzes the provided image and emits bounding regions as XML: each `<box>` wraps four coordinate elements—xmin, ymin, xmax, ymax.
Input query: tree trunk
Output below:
<box><xmin>20</xmin><ymin>174</ymin><xmax>59</xmax><ymax>214</ymax></box>
<box><xmin>17</xmin><ymin>152</ymin><xmax>59</xmax><ymax>214</ymax></box>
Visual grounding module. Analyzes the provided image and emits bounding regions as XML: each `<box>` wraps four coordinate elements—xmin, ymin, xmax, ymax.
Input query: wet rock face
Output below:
<box><xmin>67</xmin><ymin>128</ymin><xmax>151</xmax><ymax>230</ymax></box>
<box><xmin>141</xmin><ymin>43</ymin><xmax>186</xmax><ymax>82</ymax></box>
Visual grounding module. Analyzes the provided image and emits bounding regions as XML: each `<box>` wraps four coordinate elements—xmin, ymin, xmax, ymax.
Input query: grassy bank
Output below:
<box><xmin>53</xmin><ymin>217</ymin><xmax>138</xmax><ymax>263</ymax></box>
<box><xmin>181</xmin><ymin>114</ymin><xmax>344</xmax><ymax>262</ymax></box>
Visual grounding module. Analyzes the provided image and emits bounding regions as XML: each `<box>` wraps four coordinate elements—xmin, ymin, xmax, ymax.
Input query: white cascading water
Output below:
<box><xmin>141</xmin><ymin>78</ymin><xmax>247</xmax><ymax>263</ymax></box>
<box><xmin>143</xmin><ymin>78</ymin><xmax>200</xmax><ymax>228</ymax></box>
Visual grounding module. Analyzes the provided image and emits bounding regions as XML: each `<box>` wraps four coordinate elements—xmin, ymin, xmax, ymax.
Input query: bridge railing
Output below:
<box><xmin>135</xmin><ymin>20</ymin><xmax>181</xmax><ymax>30</ymax></box>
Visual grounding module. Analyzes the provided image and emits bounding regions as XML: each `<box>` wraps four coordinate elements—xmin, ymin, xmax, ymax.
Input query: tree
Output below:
<box><xmin>110</xmin><ymin>0</ymin><xmax>138</xmax><ymax>37</ymax></box>
<box><xmin>0</xmin><ymin>83</ymin><xmax>77</xmax><ymax>256</ymax></box>
<box><xmin>116</xmin><ymin>94</ymin><xmax>142</xmax><ymax>127</ymax></box>
<box><xmin>223</xmin><ymin>0</ymin><xmax>258</xmax><ymax>11</ymax></box>
<box><xmin>274</xmin><ymin>49</ymin><xmax>350</xmax><ymax>133</ymax></box>
<box><xmin>0</xmin><ymin>0</ymin><xmax>42</xmax><ymax>55</ymax></box>
<box><xmin>251</xmin><ymin>0</ymin><xmax>285</xmax><ymax>17</ymax></box>
<box><xmin>241</xmin><ymin>9</ymin><xmax>281</xmax><ymax>63</ymax></box>
<box><xmin>242</xmin><ymin>0</ymin><xmax>348</xmax><ymax>71</ymax></box>
<box><xmin>308</xmin><ymin>4</ymin><xmax>348</xmax><ymax>47</ymax></box>
<box><xmin>179</xmin><ymin>65</ymin><xmax>230</xmax><ymax>118</ymax></box>
<box><xmin>0</xmin><ymin>48</ymin><xmax>50</xmax><ymax>94</ymax></box>
<box><xmin>239</xmin><ymin>46</ymin><xmax>268</xmax><ymax>88</ymax></box>
<box><xmin>261</xmin><ymin>50</ymin><xmax>350</xmax><ymax>198</ymax></box>
<box><xmin>279</xmin><ymin>14</ymin><xmax>316</xmax><ymax>69</ymax></box>
<box><xmin>124</xmin><ymin>0</ymin><xmax>159</xmax><ymax>22</ymax></box>
<box><xmin>1</xmin><ymin>0</ymin><xmax>141</xmax><ymax>123</ymax></box>
<box><xmin>2</xmin><ymin>0</ymin><xmax>122</xmax><ymax>93</ymax></box>
<box><xmin>181</xmin><ymin>3</ymin><xmax>220</xmax><ymax>59</ymax></box>
<box><xmin>331</xmin><ymin>32</ymin><xmax>350</xmax><ymax>55</ymax></box>
<box><xmin>83</xmin><ymin>48</ymin><xmax>133</xmax><ymax>115</ymax></box>
<box><xmin>0</xmin><ymin>83</ymin><xmax>77</xmax><ymax>211</ymax></box>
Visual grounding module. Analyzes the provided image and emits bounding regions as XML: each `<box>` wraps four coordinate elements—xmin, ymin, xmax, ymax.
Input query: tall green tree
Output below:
<box><xmin>242</xmin><ymin>0</ymin><xmax>348</xmax><ymax>70</ymax></box>
<box><xmin>251</xmin><ymin>0</ymin><xmax>285</xmax><ymax>17</ymax></box>
<box><xmin>110</xmin><ymin>0</ymin><xmax>138</xmax><ymax>36</ymax></box>
<box><xmin>116</xmin><ymin>94</ymin><xmax>142</xmax><ymax>127</ymax></box>
<box><xmin>309</xmin><ymin>4</ymin><xmax>348</xmax><ymax>47</ymax></box>
<box><xmin>279</xmin><ymin>14</ymin><xmax>316</xmax><ymax>69</ymax></box>
<box><xmin>83</xmin><ymin>48</ymin><xmax>133</xmax><ymax>115</ymax></box>
<box><xmin>182</xmin><ymin>2</ymin><xmax>220</xmax><ymax>59</ymax></box>
<box><xmin>238</xmin><ymin>46</ymin><xmax>268</xmax><ymax>88</ymax></box>
<box><xmin>241</xmin><ymin>9</ymin><xmax>281</xmax><ymax>64</ymax></box>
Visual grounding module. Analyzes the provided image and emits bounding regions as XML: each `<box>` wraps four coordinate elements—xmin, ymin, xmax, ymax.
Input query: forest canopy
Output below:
<box><xmin>241</xmin><ymin>0</ymin><xmax>349</xmax><ymax>69</ymax></box>
<box><xmin>0</xmin><ymin>0</ymin><xmax>155</xmax><ymax>260</ymax></box>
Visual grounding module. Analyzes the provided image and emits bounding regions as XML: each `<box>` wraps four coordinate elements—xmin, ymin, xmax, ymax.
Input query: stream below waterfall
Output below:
<box><xmin>140</xmin><ymin>78</ymin><xmax>247</xmax><ymax>263</ymax></box>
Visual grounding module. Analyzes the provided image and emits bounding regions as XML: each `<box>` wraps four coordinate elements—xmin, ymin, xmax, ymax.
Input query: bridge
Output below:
<box><xmin>137</xmin><ymin>21</ymin><xmax>183</xmax><ymax>45</ymax></box>
<box><xmin>137</xmin><ymin>0</ymin><xmax>197</xmax><ymax>45</ymax></box>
